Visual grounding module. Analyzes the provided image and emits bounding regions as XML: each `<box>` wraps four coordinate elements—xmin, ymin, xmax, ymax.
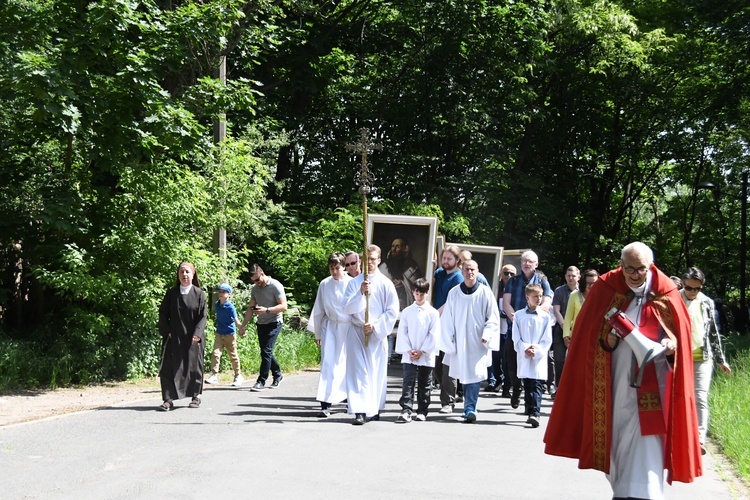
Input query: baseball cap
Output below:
<box><xmin>216</xmin><ymin>283</ymin><xmax>232</xmax><ymax>293</ymax></box>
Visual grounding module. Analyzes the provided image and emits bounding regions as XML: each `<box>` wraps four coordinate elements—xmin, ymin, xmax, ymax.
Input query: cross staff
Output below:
<box><xmin>346</xmin><ymin>128</ymin><xmax>382</xmax><ymax>346</ymax></box>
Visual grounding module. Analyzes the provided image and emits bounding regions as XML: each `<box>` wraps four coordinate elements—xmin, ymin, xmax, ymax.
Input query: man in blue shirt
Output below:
<box><xmin>433</xmin><ymin>245</ymin><xmax>464</xmax><ymax>413</ymax></box>
<box><xmin>502</xmin><ymin>250</ymin><xmax>553</xmax><ymax>409</ymax></box>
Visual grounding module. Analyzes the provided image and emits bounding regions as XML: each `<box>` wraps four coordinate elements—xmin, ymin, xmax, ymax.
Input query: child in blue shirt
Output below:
<box><xmin>206</xmin><ymin>284</ymin><xmax>244</xmax><ymax>387</ymax></box>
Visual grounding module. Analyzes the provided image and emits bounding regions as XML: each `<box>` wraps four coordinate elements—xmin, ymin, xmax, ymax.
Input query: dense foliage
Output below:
<box><xmin>0</xmin><ymin>0</ymin><xmax>748</xmax><ymax>388</ymax></box>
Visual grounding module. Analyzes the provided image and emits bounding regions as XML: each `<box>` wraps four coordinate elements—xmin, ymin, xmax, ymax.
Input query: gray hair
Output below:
<box><xmin>621</xmin><ymin>242</ymin><xmax>654</xmax><ymax>265</ymax></box>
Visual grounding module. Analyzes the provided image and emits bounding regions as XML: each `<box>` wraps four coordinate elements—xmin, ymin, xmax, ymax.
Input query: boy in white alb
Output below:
<box><xmin>512</xmin><ymin>283</ymin><xmax>553</xmax><ymax>427</ymax></box>
<box><xmin>395</xmin><ymin>279</ymin><xmax>440</xmax><ymax>422</ymax></box>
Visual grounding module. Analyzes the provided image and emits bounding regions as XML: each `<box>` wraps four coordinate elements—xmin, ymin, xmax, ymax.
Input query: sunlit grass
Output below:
<box><xmin>207</xmin><ymin>323</ymin><xmax>320</xmax><ymax>380</ymax></box>
<box><xmin>709</xmin><ymin>334</ymin><xmax>750</xmax><ymax>481</ymax></box>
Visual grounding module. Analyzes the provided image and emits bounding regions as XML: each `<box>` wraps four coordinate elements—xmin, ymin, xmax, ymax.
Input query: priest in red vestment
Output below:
<box><xmin>544</xmin><ymin>242</ymin><xmax>702</xmax><ymax>499</ymax></box>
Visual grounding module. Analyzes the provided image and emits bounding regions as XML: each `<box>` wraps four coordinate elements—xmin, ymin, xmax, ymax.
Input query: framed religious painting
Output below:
<box><xmin>367</xmin><ymin>214</ymin><xmax>439</xmax><ymax>309</ymax></box>
<box><xmin>448</xmin><ymin>243</ymin><xmax>505</xmax><ymax>297</ymax></box>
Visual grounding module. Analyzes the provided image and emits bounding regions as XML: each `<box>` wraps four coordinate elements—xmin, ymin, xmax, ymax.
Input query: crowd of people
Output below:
<box><xmin>157</xmin><ymin>240</ymin><xmax>733</xmax><ymax>499</ymax></box>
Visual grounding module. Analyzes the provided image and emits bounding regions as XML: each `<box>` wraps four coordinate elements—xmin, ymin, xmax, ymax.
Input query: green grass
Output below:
<box><xmin>206</xmin><ymin>323</ymin><xmax>320</xmax><ymax>378</ymax></box>
<box><xmin>709</xmin><ymin>333</ymin><xmax>750</xmax><ymax>481</ymax></box>
<box><xmin>0</xmin><ymin>323</ymin><xmax>320</xmax><ymax>392</ymax></box>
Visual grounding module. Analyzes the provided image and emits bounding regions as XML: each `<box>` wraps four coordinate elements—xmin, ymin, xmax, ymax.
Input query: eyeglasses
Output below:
<box><xmin>622</xmin><ymin>264</ymin><xmax>649</xmax><ymax>275</ymax></box>
<box><xmin>503</xmin><ymin>271</ymin><xmax>516</xmax><ymax>277</ymax></box>
<box><xmin>683</xmin><ymin>285</ymin><xmax>702</xmax><ymax>292</ymax></box>
<box><xmin>521</xmin><ymin>259</ymin><xmax>537</xmax><ymax>264</ymax></box>
<box><xmin>345</xmin><ymin>262</ymin><xmax>357</xmax><ymax>267</ymax></box>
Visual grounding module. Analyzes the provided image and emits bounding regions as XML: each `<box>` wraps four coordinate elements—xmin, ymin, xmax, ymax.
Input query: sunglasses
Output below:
<box><xmin>345</xmin><ymin>262</ymin><xmax>357</xmax><ymax>267</ymax></box>
<box><xmin>503</xmin><ymin>271</ymin><xmax>516</xmax><ymax>276</ymax></box>
<box><xmin>683</xmin><ymin>285</ymin><xmax>702</xmax><ymax>292</ymax></box>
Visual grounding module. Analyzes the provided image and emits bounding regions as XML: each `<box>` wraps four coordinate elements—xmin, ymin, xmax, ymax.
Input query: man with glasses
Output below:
<box><xmin>342</xmin><ymin>244</ymin><xmax>399</xmax><ymax>425</ymax></box>
<box><xmin>344</xmin><ymin>251</ymin><xmax>362</xmax><ymax>278</ymax></box>
<box><xmin>240</xmin><ymin>264</ymin><xmax>288</xmax><ymax>392</ymax></box>
<box><xmin>503</xmin><ymin>251</ymin><xmax>553</xmax><ymax>409</ymax></box>
<box><xmin>545</xmin><ymin>242</ymin><xmax>702</xmax><ymax>499</ymax></box>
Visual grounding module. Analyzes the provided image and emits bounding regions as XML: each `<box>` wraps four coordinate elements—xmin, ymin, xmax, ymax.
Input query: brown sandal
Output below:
<box><xmin>158</xmin><ymin>401</ymin><xmax>173</xmax><ymax>411</ymax></box>
<box><xmin>188</xmin><ymin>397</ymin><xmax>201</xmax><ymax>408</ymax></box>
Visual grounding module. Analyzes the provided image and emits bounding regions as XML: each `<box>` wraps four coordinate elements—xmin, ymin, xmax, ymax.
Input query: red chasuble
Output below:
<box><xmin>543</xmin><ymin>265</ymin><xmax>702</xmax><ymax>484</ymax></box>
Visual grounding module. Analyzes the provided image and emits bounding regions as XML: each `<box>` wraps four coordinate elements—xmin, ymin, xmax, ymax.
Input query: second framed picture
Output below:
<box><xmin>447</xmin><ymin>243</ymin><xmax>505</xmax><ymax>297</ymax></box>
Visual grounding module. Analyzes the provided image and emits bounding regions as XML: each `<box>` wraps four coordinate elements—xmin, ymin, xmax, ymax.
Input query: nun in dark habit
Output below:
<box><xmin>158</xmin><ymin>261</ymin><xmax>207</xmax><ymax>410</ymax></box>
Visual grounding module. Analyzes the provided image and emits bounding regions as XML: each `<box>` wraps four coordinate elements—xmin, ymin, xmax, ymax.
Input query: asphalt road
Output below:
<box><xmin>0</xmin><ymin>364</ymin><xmax>741</xmax><ymax>499</ymax></box>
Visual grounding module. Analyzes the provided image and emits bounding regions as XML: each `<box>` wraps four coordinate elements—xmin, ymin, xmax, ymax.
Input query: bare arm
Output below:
<box><xmin>502</xmin><ymin>292</ymin><xmax>514</xmax><ymax>321</ymax></box>
<box><xmin>553</xmin><ymin>304</ymin><xmax>565</xmax><ymax>326</ymax></box>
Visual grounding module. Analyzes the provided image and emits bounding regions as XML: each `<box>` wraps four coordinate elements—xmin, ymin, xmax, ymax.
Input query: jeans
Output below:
<box><xmin>462</xmin><ymin>382</ymin><xmax>480</xmax><ymax>414</ymax></box>
<box><xmin>523</xmin><ymin>378</ymin><xmax>544</xmax><ymax>417</ymax></box>
<box><xmin>487</xmin><ymin>348</ymin><xmax>503</xmax><ymax>387</ymax></box>
<box><xmin>694</xmin><ymin>358</ymin><xmax>714</xmax><ymax>444</ymax></box>
<box><xmin>256</xmin><ymin>321</ymin><xmax>282</xmax><ymax>385</ymax></box>
<box><xmin>400</xmin><ymin>364</ymin><xmax>433</xmax><ymax>415</ymax></box>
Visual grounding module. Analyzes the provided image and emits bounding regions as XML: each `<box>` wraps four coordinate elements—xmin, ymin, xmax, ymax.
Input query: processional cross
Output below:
<box><xmin>346</xmin><ymin>128</ymin><xmax>383</xmax><ymax>346</ymax></box>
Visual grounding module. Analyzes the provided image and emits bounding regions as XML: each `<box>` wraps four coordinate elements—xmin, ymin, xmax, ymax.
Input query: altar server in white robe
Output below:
<box><xmin>440</xmin><ymin>259</ymin><xmax>501</xmax><ymax>423</ymax></box>
<box><xmin>342</xmin><ymin>244</ymin><xmax>399</xmax><ymax>425</ymax></box>
<box><xmin>308</xmin><ymin>253</ymin><xmax>351</xmax><ymax>418</ymax></box>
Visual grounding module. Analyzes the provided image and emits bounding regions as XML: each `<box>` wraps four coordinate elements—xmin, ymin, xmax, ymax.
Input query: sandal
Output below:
<box><xmin>158</xmin><ymin>401</ymin><xmax>173</xmax><ymax>411</ymax></box>
<box><xmin>188</xmin><ymin>397</ymin><xmax>201</xmax><ymax>408</ymax></box>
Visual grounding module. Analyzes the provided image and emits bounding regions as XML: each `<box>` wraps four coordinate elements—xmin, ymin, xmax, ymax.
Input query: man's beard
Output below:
<box><xmin>386</xmin><ymin>253</ymin><xmax>406</xmax><ymax>275</ymax></box>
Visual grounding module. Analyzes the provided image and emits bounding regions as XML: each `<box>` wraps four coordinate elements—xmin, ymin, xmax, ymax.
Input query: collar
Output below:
<box><xmin>627</xmin><ymin>270</ymin><xmax>651</xmax><ymax>306</ymax></box>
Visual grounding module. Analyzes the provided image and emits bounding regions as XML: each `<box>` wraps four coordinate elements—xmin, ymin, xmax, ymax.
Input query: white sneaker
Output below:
<box><xmin>415</xmin><ymin>414</ymin><xmax>427</xmax><ymax>422</ymax></box>
<box><xmin>231</xmin><ymin>374</ymin><xmax>244</xmax><ymax>387</ymax></box>
<box><xmin>439</xmin><ymin>405</ymin><xmax>453</xmax><ymax>414</ymax></box>
<box><xmin>205</xmin><ymin>374</ymin><xmax>218</xmax><ymax>384</ymax></box>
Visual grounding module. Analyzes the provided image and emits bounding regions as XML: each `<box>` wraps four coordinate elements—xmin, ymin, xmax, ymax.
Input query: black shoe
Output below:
<box><xmin>158</xmin><ymin>401</ymin><xmax>173</xmax><ymax>412</ymax></box>
<box><xmin>352</xmin><ymin>413</ymin><xmax>366</xmax><ymax>425</ymax></box>
<box><xmin>511</xmin><ymin>395</ymin><xmax>520</xmax><ymax>409</ymax></box>
<box><xmin>250</xmin><ymin>382</ymin><xmax>265</xmax><ymax>392</ymax></box>
<box><xmin>491</xmin><ymin>384</ymin><xmax>502</xmax><ymax>393</ymax></box>
<box><xmin>500</xmin><ymin>389</ymin><xmax>511</xmax><ymax>398</ymax></box>
<box><xmin>484</xmin><ymin>384</ymin><xmax>497</xmax><ymax>392</ymax></box>
<box><xmin>269</xmin><ymin>375</ymin><xmax>283</xmax><ymax>388</ymax></box>
<box><xmin>367</xmin><ymin>413</ymin><xmax>380</xmax><ymax>422</ymax></box>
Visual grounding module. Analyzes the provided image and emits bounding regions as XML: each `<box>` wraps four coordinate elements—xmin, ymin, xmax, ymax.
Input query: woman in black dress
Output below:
<box><xmin>158</xmin><ymin>261</ymin><xmax>207</xmax><ymax>410</ymax></box>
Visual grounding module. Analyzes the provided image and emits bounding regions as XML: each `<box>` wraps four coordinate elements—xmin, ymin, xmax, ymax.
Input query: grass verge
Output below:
<box><xmin>709</xmin><ymin>333</ymin><xmax>750</xmax><ymax>482</ymax></box>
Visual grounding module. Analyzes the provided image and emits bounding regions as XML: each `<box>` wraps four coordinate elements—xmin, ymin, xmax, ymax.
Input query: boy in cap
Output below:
<box><xmin>206</xmin><ymin>284</ymin><xmax>244</xmax><ymax>386</ymax></box>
